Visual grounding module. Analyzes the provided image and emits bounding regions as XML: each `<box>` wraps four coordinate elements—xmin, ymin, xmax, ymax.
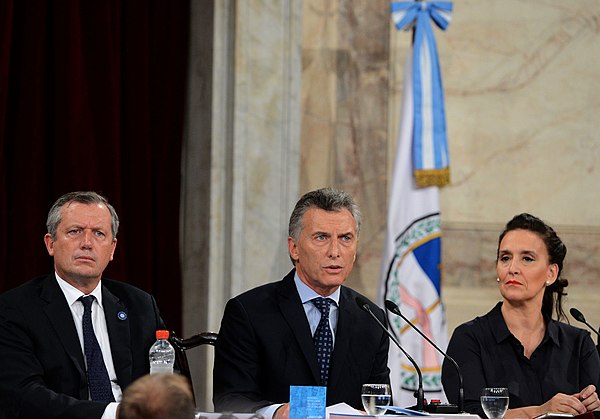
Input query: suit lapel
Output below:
<box><xmin>103</xmin><ymin>284</ymin><xmax>133</xmax><ymax>389</ymax></box>
<box><xmin>277</xmin><ymin>271</ymin><xmax>321</xmax><ymax>384</ymax></box>
<box><xmin>40</xmin><ymin>276</ymin><xmax>87</xmax><ymax>391</ymax></box>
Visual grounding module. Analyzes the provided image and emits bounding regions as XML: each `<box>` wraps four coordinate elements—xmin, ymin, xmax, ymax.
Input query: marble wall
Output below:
<box><xmin>184</xmin><ymin>0</ymin><xmax>305</xmax><ymax>409</ymax></box>
<box><xmin>300</xmin><ymin>0</ymin><xmax>391</xmax><ymax>301</ymax></box>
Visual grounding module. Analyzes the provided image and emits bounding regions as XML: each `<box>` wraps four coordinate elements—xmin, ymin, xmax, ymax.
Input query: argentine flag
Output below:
<box><xmin>379</xmin><ymin>20</ymin><xmax>450</xmax><ymax>408</ymax></box>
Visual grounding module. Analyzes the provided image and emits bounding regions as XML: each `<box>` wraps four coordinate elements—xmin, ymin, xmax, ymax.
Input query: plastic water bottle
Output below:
<box><xmin>149</xmin><ymin>330</ymin><xmax>175</xmax><ymax>374</ymax></box>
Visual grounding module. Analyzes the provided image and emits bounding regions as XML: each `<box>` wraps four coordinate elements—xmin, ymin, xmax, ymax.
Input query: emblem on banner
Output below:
<box><xmin>385</xmin><ymin>213</ymin><xmax>443</xmax><ymax>394</ymax></box>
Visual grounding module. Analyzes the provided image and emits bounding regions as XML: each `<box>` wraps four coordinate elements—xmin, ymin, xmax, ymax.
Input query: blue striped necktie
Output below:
<box><xmin>79</xmin><ymin>295</ymin><xmax>115</xmax><ymax>402</ymax></box>
<box><xmin>312</xmin><ymin>297</ymin><xmax>334</xmax><ymax>386</ymax></box>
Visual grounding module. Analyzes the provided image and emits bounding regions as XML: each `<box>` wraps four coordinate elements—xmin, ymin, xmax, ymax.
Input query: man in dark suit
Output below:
<box><xmin>213</xmin><ymin>188</ymin><xmax>390</xmax><ymax>419</ymax></box>
<box><xmin>0</xmin><ymin>191</ymin><xmax>165</xmax><ymax>419</ymax></box>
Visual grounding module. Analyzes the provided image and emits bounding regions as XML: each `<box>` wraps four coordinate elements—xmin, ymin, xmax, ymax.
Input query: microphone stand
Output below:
<box><xmin>570</xmin><ymin>307</ymin><xmax>600</xmax><ymax>355</ymax></box>
<box><xmin>385</xmin><ymin>299</ymin><xmax>464</xmax><ymax>413</ymax></box>
<box><xmin>570</xmin><ymin>308</ymin><xmax>600</xmax><ymax>339</ymax></box>
<box><xmin>356</xmin><ymin>297</ymin><xmax>425</xmax><ymax>411</ymax></box>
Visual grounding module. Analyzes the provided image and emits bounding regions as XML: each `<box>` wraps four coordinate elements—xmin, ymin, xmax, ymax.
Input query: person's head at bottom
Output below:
<box><xmin>118</xmin><ymin>373</ymin><xmax>195</xmax><ymax>419</ymax></box>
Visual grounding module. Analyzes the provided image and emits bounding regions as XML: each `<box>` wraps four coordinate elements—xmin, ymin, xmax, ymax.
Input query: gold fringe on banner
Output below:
<box><xmin>415</xmin><ymin>167</ymin><xmax>450</xmax><ymax>188</ymax></box>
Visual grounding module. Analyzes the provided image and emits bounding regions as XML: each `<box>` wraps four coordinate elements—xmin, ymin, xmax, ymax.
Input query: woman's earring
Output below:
<box><xmin>496</xmin><ymin>278</ymin><xmax>500</xmax><ymax>282</ymax></box>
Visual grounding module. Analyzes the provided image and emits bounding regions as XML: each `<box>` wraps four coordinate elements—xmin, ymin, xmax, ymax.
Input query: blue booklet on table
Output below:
<box><xmin>290</xmin><ymin>386</ymin><xmax>327</xmax><ymax>419</ymax></box>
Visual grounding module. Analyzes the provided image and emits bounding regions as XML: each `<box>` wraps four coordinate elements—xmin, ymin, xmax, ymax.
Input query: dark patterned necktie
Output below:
<box><xmin>312</xmin><ymin>297</ymin><xmax>334</xmax><ymax>386</ymax></box>
<box><xmin>79</xmin><ymin>295</ymin><xmax>115</xmax><ymax>402</ymax></box>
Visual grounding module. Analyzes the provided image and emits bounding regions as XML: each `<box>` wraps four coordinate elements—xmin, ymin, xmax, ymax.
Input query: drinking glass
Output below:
<box><xmin>361</xmin><ymin>383</ymin><xmax>391</xmax><ymax>416</ymax></box>
<box><xmin>481</xmin><ymin>387</ymin><xmax>509</xmax><ymax>419</ymax></box>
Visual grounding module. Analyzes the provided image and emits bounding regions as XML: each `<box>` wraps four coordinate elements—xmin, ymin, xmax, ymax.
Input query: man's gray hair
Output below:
<box><xmin>46</xmin><ymin>191</ymin><xmax>119</xmax><ymax>240</ymax></box>
<box><xmin>288</xmin><ymin>187</ymin><xmax>362</xmax><ymax>241</ymax></box>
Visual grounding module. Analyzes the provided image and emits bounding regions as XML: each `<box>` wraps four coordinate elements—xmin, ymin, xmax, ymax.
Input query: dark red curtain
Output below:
<box><xmin>0</xmin><ymin>0</ymin><xmax>190</xmax><ymax>333</ymax></box>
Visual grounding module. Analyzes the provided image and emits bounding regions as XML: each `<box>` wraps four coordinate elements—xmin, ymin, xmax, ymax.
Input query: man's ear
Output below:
<box><xmin>44</xmin><ymin>234</ymin><xmax>55</xmax><ymax>256</ymax></box>
<box><xmin>110</xmin><ymin>238</ymin><xmax>117</xmax><ymax>261</ymax></box>
<box><xmin>287</xmin><ymin>237</ymin><xmax>299</xmax><ymax>262</ymax></box>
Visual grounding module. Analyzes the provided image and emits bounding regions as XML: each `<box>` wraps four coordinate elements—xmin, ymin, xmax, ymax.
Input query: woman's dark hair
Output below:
<box><xmin>497</xmin><ymin>213</ymin><xmax>568</xmax><ymax>321</ymax></box>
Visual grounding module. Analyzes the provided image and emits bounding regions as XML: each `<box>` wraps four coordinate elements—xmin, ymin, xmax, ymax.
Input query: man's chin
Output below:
<box><xmin>63</xmin><ymin>270</ymin><xmax>103</xmax><ymax>284</ymax></box>
<box><xmin>317</xmin><ymin>277</ymin><xmax>346</xmax><ymax>292</ymax></box>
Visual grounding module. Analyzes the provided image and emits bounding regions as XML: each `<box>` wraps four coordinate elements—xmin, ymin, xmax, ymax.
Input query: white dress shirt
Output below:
<box><xmin>257</xmin><ymin>273</ymin><xmax>341</xmax><ymax>419</ymax></box>
<box><xmin>55</xmin><ymin>274</ymin><xmax>120</xmax><ymax>419</ymax></box>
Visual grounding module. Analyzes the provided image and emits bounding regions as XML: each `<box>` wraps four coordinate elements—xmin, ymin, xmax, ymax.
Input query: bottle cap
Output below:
<box><xmin>156</xmin><ymin>330</ymin><xmax>169</xmax><ymax>339</ymax></box>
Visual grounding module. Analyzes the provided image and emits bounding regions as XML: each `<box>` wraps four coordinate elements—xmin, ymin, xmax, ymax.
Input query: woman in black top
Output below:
<box><xmin>442</xmin><ymin>213</ymin><xmax>600</xmax><ymax>418</ymax></box>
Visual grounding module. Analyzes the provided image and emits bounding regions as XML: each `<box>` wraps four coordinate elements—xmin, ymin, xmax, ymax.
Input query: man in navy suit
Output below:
<box><xmin>213</xmin><ymin>188</ymin><xmax>391</xmax><ymax>419</ymax></box>
<box><xmin>0</xmin><ymin>191</ymin><xmax>165</xmax><ymax>419</ymax></box>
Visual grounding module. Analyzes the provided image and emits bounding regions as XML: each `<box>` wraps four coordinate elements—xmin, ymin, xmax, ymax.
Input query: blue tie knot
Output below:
<box><xmin>312</xmin><ymin>297</ymin><xmax>333</xmax><ymax>316</ymax></box>
<box><xmin>79</xmin><ymin>295</ymin><xmax>95</xmax><ymax>310</ymax></box>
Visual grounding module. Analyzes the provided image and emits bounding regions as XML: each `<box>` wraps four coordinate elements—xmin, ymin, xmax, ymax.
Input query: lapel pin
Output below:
<box><xmin>117</xmin><ymin>311</ymin><xmax>127</xmax><ymax>321</ymax></box>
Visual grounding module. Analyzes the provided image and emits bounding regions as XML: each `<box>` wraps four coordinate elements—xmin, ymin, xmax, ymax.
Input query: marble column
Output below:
<box><xmin>182</xmin><ymin>0</ymin><xmax>304</xmax><ymax>409</ymax></box>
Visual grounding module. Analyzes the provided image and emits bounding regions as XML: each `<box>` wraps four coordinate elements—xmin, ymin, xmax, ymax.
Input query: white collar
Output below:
<box><xmin>293</xmin><ymin>272</ymin><xmax>340</xmax><ymax>306</ymax></box>
<box><xmin>54</xmin><ymin>272</ymin><xmax>104</xmax><ymax>308</ymax></box>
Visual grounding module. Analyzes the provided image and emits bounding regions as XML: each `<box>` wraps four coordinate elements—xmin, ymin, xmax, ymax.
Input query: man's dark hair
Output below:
<box><xmin>288</xmin><ymin>187</ymin><xmax>362</xmax><ymax>240</ymax></box>
<box><xmin>46</xmin><ymin>191</ymin><xmax>119</xmax><ymax>240</ymax></box>
<box><xmin>119</xmin><ymin>374</ymin><xmax>195</xmax><ymax>419</ymax></box>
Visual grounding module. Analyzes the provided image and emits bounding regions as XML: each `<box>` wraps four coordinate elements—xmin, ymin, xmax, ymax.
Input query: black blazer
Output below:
<box><xmin>0</xmin><ymin>274</ymin><xmax>165</xmax><ymax>419</ymax></box>
<box><xmin>213</xmin><ymin>269</ymin><xmax>391</xmax><ymax>413</ymax></box>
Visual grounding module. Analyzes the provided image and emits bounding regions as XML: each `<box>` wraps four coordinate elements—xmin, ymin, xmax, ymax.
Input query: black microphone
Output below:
<box><xmin>570</xmin><ymin>308</ymin><xmax>600</xmax><ymax>338</ymax></box>
<box><xmin>355</xmin><ymin>296</ymin><xmax>425</xmax><ymax>412</ymax></box>
<box><xmin>385</xmin><ymin>299</ymin><xmax>464</xmax><ymax>413</ymax></box>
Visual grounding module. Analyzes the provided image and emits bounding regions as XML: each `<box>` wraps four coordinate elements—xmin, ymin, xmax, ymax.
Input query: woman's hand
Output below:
<box><xmin>576</xmin><ymin>384</ymin><xmax>600</xmax><ymax>412</ymax></box>
<box><xmin>540</xmin><ymin>393</ymin><xmax>587</xmax><ymax>416</ymax></box>
<box><xmin>506</xmin><ymin>386</ymin><xmax>599</xmax><ymax>419</ymax></box>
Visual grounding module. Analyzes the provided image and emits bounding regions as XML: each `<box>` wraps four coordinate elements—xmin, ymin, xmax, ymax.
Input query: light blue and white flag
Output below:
<box><xmin>379</xmin><ymin>1</ymin><xmax>452</xmax><ymax>407</ymax></box>
<box><xmin>391</xmin><ymin>1</ymin><xmax>452</xmax><ymax>187</ymax></box>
